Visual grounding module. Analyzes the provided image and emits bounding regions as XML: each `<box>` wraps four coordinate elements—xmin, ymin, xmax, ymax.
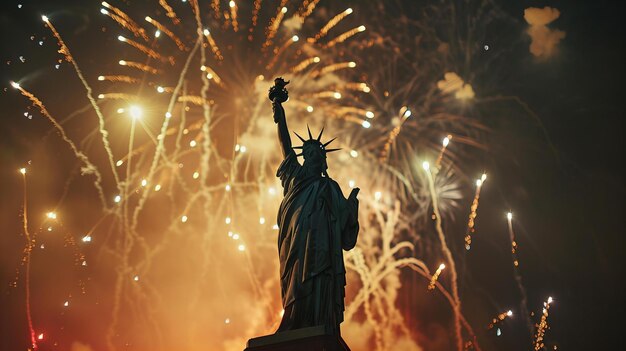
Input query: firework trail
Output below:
<box><xmin>534</xmin><ymin>297</ymin><xmax>553</xmax><ymax>350</ymax></box>
<box><xmin>19</xmin><ymin>168</ymin><xmax>38</xmax><ymax>350</ymax></box>
<box><xmin>11</xmin><ymin>82</ymin><xmax>107</xmax><ymax>208</ymax></box>
<box><xmin>507</xmin><ymin>212</ymin><xmax>534</xmax><ymax>341</ymax></box>
<box><xmin>487</xmin><ymin>309</ymin><xmax>513</xmax><ymax>330</ymax></box>
<box><xmin>465</xmin><ymin>174</ymin><xmax>487</xmax><ymax>250</ymax></box>
<box><xmin>42</xmin><ymin>16</ymin><xmax>123</xmax><ymax>199</ymax></box>
<box><xmin>423</xmin><ymin>161</ymin><xmax>463</xmax><ymax>351</ymax></box>
<box><xmin>428</xmin><ymin>263</ymin><xmax>446</xmax><ymax>290</ymax></box>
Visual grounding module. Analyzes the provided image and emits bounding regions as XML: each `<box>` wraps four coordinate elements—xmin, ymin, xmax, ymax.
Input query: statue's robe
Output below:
<box><xmin>275</xmin><ymin>151</ymin><xmax>359</xmax><ymax>334</ymax></box>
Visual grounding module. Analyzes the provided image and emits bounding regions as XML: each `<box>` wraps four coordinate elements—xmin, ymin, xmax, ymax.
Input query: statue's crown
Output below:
<box><xmin>292</xmin><ymin>125</ymin><xmax>340</xmax><ymax>158</ymax></box>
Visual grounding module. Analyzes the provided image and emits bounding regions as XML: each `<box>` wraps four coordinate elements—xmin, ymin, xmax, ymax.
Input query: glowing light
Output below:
<box><xmin>155</xmin><ymin>30</ymin><xmax>161</xmax><ymax>38</ymax></box>
<box><xmin>306</xmin><ymin>106</ymin><xmax>314</xmax><ymax>113</ymax></box>
<box><xmin>225</xmin><ymin>217</ymin><xmax>231</xmax><ymax>224</ymax></box>
<box><xmin>237</xmin><ymin>244</ymin><xmax>246</xmax><ymax>251</ymax></box>
<box><xmin>64</xmin><ymin>301</ymin><xmax>69</xmax><ymax>307</ymax></box>
<box><xmin>374</xmin><ymin>191</ymin><xmax>382</xmax><ymax>201</ymax></box>
<box><xmin>428</xmin><ymin>263</ymin><xmax>446</xmax><ymax>290</ymax></box>
<box><xmin>133</xmin><ymin>275</ymin><xmax>139</xmax><ymax>281</ymax></box>
<box><xmin>268</xmin><ymin>187</ymin><xmax>276</xmax><ymax>195</ymax></box>
<box><xmin>535</xmin><ymin>297</ymin><xmax>553</xmax><ymax>350</ymax></box>
<box><xmin>154</xmin><ymin>184</ymin><xmax>161</xmax><ymax>192</ymax></box>
<box><xmin>403</xmin><ymin>109</ymin><xmax>412</xmax><ymax>118</ymax></box>
<box><xmin>443</xmin><ymin>137</ymin><xmax>450</xmax><ymax>147</ymax></box>
<box><xmin>116</xmin><ymin>160</ymin><xmax>123</xmax><ymax>166</ymax></box>
<box><xmin>225</xmin><ymin>184</ymin><xmax>231</xmax><ymax>192</ymax></box>
<box><xmin>141</xmin><ymin>179</ymin><xmax>148</xmax><ymax>187</ymax></box>
<box><xmin>203</xmin><ymin>29</ymin><xmax>210</xmax><ymax>36</ymax></box>
<box><xmin>350</xmin><ymin>150</ymin><xmax>358</xmax><ymax>158</ymax></box>
<box><xmin>82</xmin><ymin>235</ymin><xmax>92</xmax><ymax>242</ymax></box>
<box><xmin>117</xmin><ymin>35</ymin><xmax>126</xmax><ymax>42</ymax></box>
<box><xmin>114</xmin><ymin>195</ymin><xmax>121</xmax><ymax>203</ymax></box>
<box><xmin>118</xmin><ymin>60</ymin><xmax>127</xmax><ymax>65</ymax></box>
<box><xmin>476</xmin><ymin>179</ymin><xmax>482</xmax><ymax>187</ymax></box>
<box><xmin>361</xmin><ymin>120</ymin><xmax>371</xmax><ymax>128</ymax></box>
<box><xmin>192</xmin><ymin>171</ymin><xmax>200</xmax><ymax>179</ymax></box>
<box><xmin>129</xmin><ymin>105</ymin><xmax>142</xmax><ymax>120</ymax></box>
<box><xmin>232</xmin><ymin>233</ymin><xmax>240</xmax><ymax>240</ymax></box>
<box><xmin>156</xmin><ymin>86</ymin><xmax>165</xmax><ymax>93</ymax></box>
<box><xmin>189</xmin><ymin>140</ymin><xmax>197</xmax><ymax>147</ymax></box>
<box><xmin>507</xmin><ymin>212</ymin><xmax>513</xmax><ymax>220</ymax></box>
<box><xmin>507</xmin><ymin>310</ymin><xmax>513</xmax><ymax>316</ymax></box>
<box><xmin>225</xmin><ymin>318</ymin><xmax>230</xmax><ymax>324</ymax></box>
<box><xmin>10</xmin><ymin>81</ymin><xmax>20</xmax><ymax>89</ymax></box>
<box><xmin>165</xmin><ymin>112</ymin><xmax>172</xmax><ymax>119</ymax></box>
<box><xmin>239</xmin><ymin>145</ymin><xmax>247</xmax><ymax>153</ymax></box>
<box><xmin>365</xmin><ymin>111</ymin><xmax>374</xmax><ymax>118</ymax></box>
<box><xmin>229</xmin><ymin>1</ymin><xmax>235</xmax><ymax>8</ymax></box>
<box><xmin>348</xmin><ymin>180</ymin><xmax>355</xmax><ymax>188</ymax></box>
<box><xmin>481</xmin><ymin>173</ymin><xmax>487</xmax><ymax>182</ymax></box>
<box><xmin>41</xmin><ymin>15</ymin><xmax>48</xmax><ymax>22</ymax></box>
<box><xmin>116</xmin><ymin>108</ymin><xmax>124</xmax><ymax>113</ymax></box>
<box><xmin>292</xmin><ymin>35</ymin><xmax>299</xmax><ymax>42</ymax></box>
<box><xmin>272</xmin><ymin>224</ymin><xmax>279</xmax><ymax>230</ymax></box>
<box><xmin>181</xmin><ymin>215</ymin><xmax>188</xmax><ymax>223</ymax></box>
<box><xmin>348</xmin><ymin>61</ymin><xmax>356</xmax><ymax>68</ymax></box>
<box><xmin>46</xmin><ymin>212</ymin><xmax>57</xmax><ymax>219</ymax></box>
<box><xmin>358</xmin><ymin>25</ymin><xmax>366</xmax><ymax>31</ymax></box>
<box><xmin>259</xmin><ymin>217</ymin><xmax>266</xmax><ymax>224</ymax></box>
<box><xmin>422</xmin><ymin>161</ymin><xmax>430</xmax><ymax>171</ymax></box>
<box><xmin>333</xmin><ymin>92</ymin><xmax>342</xmax><ymax>99</ymax></box>
<box><xmin>19</xmin><ymin>168</ymin><xmax>26</xmax><ymax>174</ymax></box>
<box><xmin>38</xmin><ymin>333</ymin><xmax>44</xmax><ymax>340</ymax></box>
<box><xmin>281</xmin><ymin>7</ymin><xmax>287</xmax><ymax>13</ymax></box>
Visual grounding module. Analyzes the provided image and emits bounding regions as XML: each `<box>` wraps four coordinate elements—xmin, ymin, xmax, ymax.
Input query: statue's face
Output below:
<box><xmin>303</xmin><ymin>142</ymin><xmax>328</xmax><ymax>172</ymax></box>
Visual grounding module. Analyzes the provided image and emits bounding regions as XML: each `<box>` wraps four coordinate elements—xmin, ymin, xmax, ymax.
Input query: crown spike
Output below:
<box><xmin>323</xmin><ymin>137</ymin><xmax>337</xmax><ymax>147</ymax></box>
<box><xmin>325</xmin><ymin>148</ymin><xmax>341</xmax><ymax>153</ymax></box>
<box><xmin>307</xmin><ymin>124</ymin><xmax>313</xmax><ymax>139</ymax></box>
<box><xmin>317</xmin><ymin>126</ymin><xmax>325</xmax><ymax>141</ymax></box>
<box><xmin>293</xmin><ymin>131</ymin><xmax>306</xmax><ymax>142</ymax></box>
<box><xmin>292</xmin><ymin>146</ymin><xmax>303</xmax><ymax>149</ymax></box>
<box><xmin>295</xmin><ymin>153</ymin><xmax>303</xmax><ymax>157</ymax></box>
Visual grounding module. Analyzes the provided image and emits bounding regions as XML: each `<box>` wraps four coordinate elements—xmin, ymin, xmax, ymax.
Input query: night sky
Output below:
<box><xmin>0</xmin><ymin>1</ymin><xmax>624</xmax><ymax>350</ymax></box>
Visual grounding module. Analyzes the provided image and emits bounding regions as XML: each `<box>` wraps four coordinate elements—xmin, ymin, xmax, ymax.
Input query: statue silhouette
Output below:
<box><xmin>269</xmin><ymin>77</ymin><xmax>360</xmax><ymax>336</ymax></box>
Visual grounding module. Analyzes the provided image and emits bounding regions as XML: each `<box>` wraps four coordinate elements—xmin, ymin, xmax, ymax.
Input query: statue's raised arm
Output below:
<box><xmin>269</xmin><ymin>77</ymin><xmax>292</xmax><ymax>158</ymax></box>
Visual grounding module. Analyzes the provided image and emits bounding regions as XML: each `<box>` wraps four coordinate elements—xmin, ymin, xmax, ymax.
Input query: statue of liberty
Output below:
<box><xmin>269</xmin><ymin>77</ymin><xmax>360</xmax><ymax>337</ymax></box>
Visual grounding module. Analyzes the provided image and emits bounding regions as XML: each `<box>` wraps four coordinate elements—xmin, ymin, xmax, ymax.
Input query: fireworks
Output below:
<box><xmin>464</xmin><ymin>173</ymin><xmax>487</xmax><ymax>250</ymax></box>
<box><xmin>428</xmin><ymin>263</ymin><xmax>446</xmax><ymax>290</ymax></box>
<box><xmin>5</xmin><ymin>1</ymin><xmax>558</xmax><ymax>350</ymax></box>
<box><xmin>534</xmin><ymin>297</ymin><xmax>554</xmax><ymax>350</ymax></box>
<box><xmin>487</xmin><ymin>309</ymin><xmax>513</xmax><ymax>330</ymax></box>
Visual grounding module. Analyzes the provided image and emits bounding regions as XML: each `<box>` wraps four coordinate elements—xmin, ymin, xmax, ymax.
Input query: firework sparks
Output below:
<box><xmin>534</xmin><ymin>297</ymin><xmax>554</xmax><ymax>350</ymax></box>
<box><xmin>424</xmin><ymin>163</ymin><xmax>463</xmax><ymax>351</ymax></box>
<box><xmin>464</xmin><ymin>174</ymin><xmax>487</xmax><ymax>250</ymax></box>
<box><xmin>428</xmin><ymin>263</ymin><xmax>446</xmax><ymax>290</ymax></box>
<box><xmin>507</xmin><ymin>212</ymin><xmax>534</xmax><ymax>340</ymax></box>
<box><xmin>487</xmin><ymin>309</ymin><xmax>513</xmax><ymax>330</ymax></box>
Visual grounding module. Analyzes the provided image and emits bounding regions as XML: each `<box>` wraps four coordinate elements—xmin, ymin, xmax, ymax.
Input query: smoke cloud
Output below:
<box><xmin>524</xmin><ymin>7</ymin><xmax>566</xmax><ymax>58</ymax></box>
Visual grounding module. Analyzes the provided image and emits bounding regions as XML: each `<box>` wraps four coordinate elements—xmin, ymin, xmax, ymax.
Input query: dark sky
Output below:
<box><xmin>0</xmin><ymin>0</ymin><xmax>624</xmax><ymax>350</ymax></box>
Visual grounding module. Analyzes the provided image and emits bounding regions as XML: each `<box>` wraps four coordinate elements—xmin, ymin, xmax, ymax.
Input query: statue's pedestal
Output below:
<box><xmin>244</xmin><ymin>325</ymin><xmax>350</xmax><ymax>351</ymax></box>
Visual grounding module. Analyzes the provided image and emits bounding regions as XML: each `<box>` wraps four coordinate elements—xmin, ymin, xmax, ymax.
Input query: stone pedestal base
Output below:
<box><xmin>244</xmin><ymin>325</ymin><xmax>350</xmax><ymax>351</ymax></box>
